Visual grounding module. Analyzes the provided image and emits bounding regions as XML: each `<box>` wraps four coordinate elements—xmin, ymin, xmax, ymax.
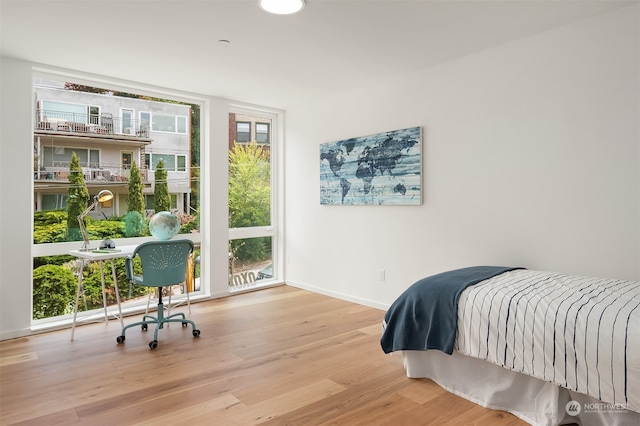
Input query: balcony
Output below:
<box><xmin>34</xmin><ymin>162</ymin><xmax>150</xmax><ymax>185</ymax></box>
<box><xmin>35</xmin><ymin>109</ymin><xmax>150</xmax><ymax>139</ymax></box>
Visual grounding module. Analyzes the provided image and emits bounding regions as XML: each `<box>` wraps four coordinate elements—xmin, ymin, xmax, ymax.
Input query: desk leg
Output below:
<box><xmin>70</xmin><ymin>261</ymin><xmax>84</xmax><ymax>341</ymax></box>
<box><xmin>110</xmin><ymin>259</ymin><xmax>124</xmax><ymax>330</ymax></box>
<box><xmin>99</xmin><ymin>260</ymin><xmax>108</xmax><ymax>323</ymax></box>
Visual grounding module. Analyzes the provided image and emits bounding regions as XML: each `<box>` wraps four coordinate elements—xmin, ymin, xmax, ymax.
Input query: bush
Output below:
<box><xmin>32</xmin><ymin>264</ymin><xmax>76</xmax><ymax>320</ymax></box>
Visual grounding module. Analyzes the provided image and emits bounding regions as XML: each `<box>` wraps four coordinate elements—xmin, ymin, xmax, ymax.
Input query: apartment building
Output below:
<box><xmin>33</xmin><ymin>80</ymin><xmax>192</xmax><ymax>217</ymax></box>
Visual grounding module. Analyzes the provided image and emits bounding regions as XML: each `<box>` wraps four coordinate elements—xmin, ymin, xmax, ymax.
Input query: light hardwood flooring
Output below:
<box><xmin>0</xmin><ymin>285</ymin><xmax>527</xmax><ymax>425</ymax></box>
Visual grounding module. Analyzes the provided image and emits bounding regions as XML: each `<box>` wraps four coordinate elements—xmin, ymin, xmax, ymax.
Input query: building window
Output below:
<box><xmin>236</xmin><ymin>121</ymin><xmax>251</xmax><ymax>142</ymax></box>
<box><xmin>256</xmin><ymin>122</ymin><xmax>270</xmax><ymax>144</ymax></box>
<box><xmin>177</xmin><ymin>116</ymin><xmax>187</xmax><ymax>134</ymax></box>
<box><xmin>41</xmin><ymin>100</ymin><xmax>85</xmax><ymax>123</ymax></box>
<box><xmin>42</xmin><ymin>146</ymin><xmax>99</xmax><ymax>168</ymax></box>
<box><xmin>88</xmin><ymin>105</ymin><xmax>100</xmax><ymax>125</ymax></box>
<box><xmin>152</xmin><ymin>113</ymin><xmax>188</xmax><ymax>134</ymax></box>
<box><xmin>144</xmin><ymin>194</ymin><xmax>177</xmax><ymax>210</ymax></box>
<box><xmin>145</xmin><ymin>153</ymin><xmax>186</xmax><ymax>171</ymax></box>
<box><xmin>121</xmin><ymin>108</ymin><xmax>134</xmax><ymax>134</ymax></box>
<box><xmin>41</xmin><ymin>194</ymin><xmax>68</xmax><ymax>211</ymax></box>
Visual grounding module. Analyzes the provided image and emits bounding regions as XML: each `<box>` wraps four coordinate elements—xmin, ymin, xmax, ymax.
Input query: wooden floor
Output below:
<box><xmin>0</xmin><ymin>286</ymin><xmax>527</xmax><ymax>425</ymax></box>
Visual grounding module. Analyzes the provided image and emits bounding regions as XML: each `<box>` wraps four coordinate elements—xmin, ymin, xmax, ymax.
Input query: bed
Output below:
<box><xmin>380</xmin><ymin>266</ymin><xmax>640</xmax><ymax>426</ymax></box>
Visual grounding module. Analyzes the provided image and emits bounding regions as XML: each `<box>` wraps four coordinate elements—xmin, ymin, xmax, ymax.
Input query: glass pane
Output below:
<box><xmin>152</xmin><ymin>113</ymin><xmax>175</xmax><ymax>132</ymax></box>
<box><xmin>228</xmin><ymin>236</ymin><xmax>273</xmax><ymax>289</ymax></box>
<box><xmin>228</xmin><ymin>114</ymin><xmax>271</xmax><ymax>229</ymax></box>
<box><xmin>256</xmin><ymin>123</ymin><xmax>269</xmax><ymax>143</ymax></box>
<box><xmin>177</xmin><ymin>155</ymin><xmax>186</xmax><ymax>172</ymax></box>
<box><xmin>42</xmin><ymin>100</ymin><xmax>85</xmax><ymax>123</ymax></box>
<box><xmin>177</xmin><ymin>116</ymin><xmax>187</xmax><ymax>134</ymax></box>
<box><xmin>150</xmin><ymin>153</ymin><xmax>176</xmax><ymax>170</ymax></box>
<box><xmin>33</xmin><ymin>78</ymin><xmax>202</xmax><ymax>323</ymax></box>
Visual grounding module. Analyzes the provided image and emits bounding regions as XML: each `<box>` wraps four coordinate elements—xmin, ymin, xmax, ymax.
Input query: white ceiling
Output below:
<box><xmin>0</xmin><ymin>0</ymin><xmax>634</xmax><ymax>109</ymax></box>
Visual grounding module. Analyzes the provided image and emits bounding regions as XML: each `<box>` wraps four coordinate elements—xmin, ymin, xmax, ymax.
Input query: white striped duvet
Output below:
<box><xmin>455</xmin><ymin>269</ymin><xmax>640</xmax><ymax>413</ymax></box>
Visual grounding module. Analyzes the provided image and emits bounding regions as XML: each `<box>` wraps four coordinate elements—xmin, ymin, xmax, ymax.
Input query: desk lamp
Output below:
<box><xmin>78</xmin><ymin>189</ymin><xmax>114</xmax><ymax>251</ymax></box>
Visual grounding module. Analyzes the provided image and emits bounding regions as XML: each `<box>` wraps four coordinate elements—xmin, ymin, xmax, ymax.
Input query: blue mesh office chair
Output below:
<box><xmin>117</xmin><ymin>239</ymin><xmax>200</xmax><ymax>349</ymax></box>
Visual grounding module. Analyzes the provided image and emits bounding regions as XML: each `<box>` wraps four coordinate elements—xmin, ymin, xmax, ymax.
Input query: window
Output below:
<box><xmin>121</xmin><ymin>108</ymin><xmax>134</xmax><ymax>134</ymax></box>
<box><xmin>256</xmin><ymin>123</ymin><xmax>270</xmax><ymax>144</ymax></box>
<box><xmin>32</xmin><ymin>76</ymin><xmax>202</xmax><ymax>327</ymax></box>
<box><xmin>145</xmin><ymin>153</ymin><xmax>176</xmax><ymax>171</ymax></box>
<box><xmin>177</xmin><ymin>116</ymin><xmax>187</xmax><ymax>134</ymax></box>
<box><xmin>236</xmin><ymin>122</ymin><xmax>251</xmax><ymax>142</ymax></box>
<box><xmin>139</xmin><ymin>111</ymin><xmax>150</xmax><ymax>126</ymax></box>
<box><xmin>41</xmin><ymin>194</ymin><xmax>68</xmax><ymax>211</ymax></box>
<box><xmin>88</xmin><ymin>105</ymin><xmax>100</xmax><ymax>125</ymax></box>
<box><xmin>42</xmin><ymin>146</ymin><xmax>99</xmax><ymax>168</ymax></box>
<box><xmin>229</xmin><ymin>111</ymin><xmax>276</xmax><ymax>290</ymax></box>
<box><xmin>152</xmin><ymin>113</ymin><xmax>188</xmax><ymax>134</ymax></box>
<box><xmin>144</xmin><ymin>194</ymin><xmax>178</xmax><ymax>210</ymax></box>
<box><xmin>144</xmin><ymin>153</ymin><xmax>188</xmax><ymax>172</ymax></box>
<box><xmin>41</xmin><ymin>100</ymin><xmax>85</xmax><ymax>123</ymax></box>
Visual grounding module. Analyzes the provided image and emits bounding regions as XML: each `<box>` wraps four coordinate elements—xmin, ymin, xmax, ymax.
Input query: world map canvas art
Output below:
<box><xmin>320</xmin><ymin>127</ymin><xmax>422</xmax><ymax>205</ymax></box>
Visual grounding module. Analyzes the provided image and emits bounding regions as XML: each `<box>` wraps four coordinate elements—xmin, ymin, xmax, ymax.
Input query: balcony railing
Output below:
<box><xmin>34</xmin><ymin>162</ymin><xmax>149</xmax><ymax>183</ymax></box>
<box><xmin>35</xmin><ymin>109</ymin><xmax>150</xmax><ymax>138</ymax></box>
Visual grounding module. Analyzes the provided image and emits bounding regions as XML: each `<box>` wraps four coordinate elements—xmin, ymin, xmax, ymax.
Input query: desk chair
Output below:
<box><xmin>117</xmin><ymin>239</ymin><xmax>200</xmax><ymax>349</ymax></box>
<box><xmin>144</xmin><ymin>251</ymin><xmax>194</xmax><ymax>318</ymax></box>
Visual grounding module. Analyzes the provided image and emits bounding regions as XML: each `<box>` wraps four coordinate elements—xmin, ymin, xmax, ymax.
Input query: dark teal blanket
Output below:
<box><xmin>380</xmin><ymin>266</ymin><xmax>524</xmax><ymax>355</ymax></box>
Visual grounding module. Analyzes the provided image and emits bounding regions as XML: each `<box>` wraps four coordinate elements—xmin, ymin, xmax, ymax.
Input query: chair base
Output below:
<box><xmin>117</xmin><ymin>302</ymin><xmax>200</xmax><ymax>349</ymax></box>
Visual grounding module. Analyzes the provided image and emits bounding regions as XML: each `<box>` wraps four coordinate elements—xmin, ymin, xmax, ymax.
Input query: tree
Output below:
<box><xmin>67</xmin><ymin>152</ymin><xmax>90</xmax><ymax>241</ymax></box>
<box><xmin>154</xmin><ymin>159</ymin><xmax>170</xmax><ymax>212</ymax></box>
<box><xmin>228</xmin><ymin>142</ymin><xmax>271</xmax><ymax>261</ymax></box>
<box><xmin>127</xmin><ymin>161</ymin><xmax>145</xmax><ymax>214</ymax></box>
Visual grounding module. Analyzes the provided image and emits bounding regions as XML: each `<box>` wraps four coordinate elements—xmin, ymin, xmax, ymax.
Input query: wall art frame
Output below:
<box><xmin>319</xmin><ymin>126</ymin><xmax>422</xmax><ymax>206</ymax></box>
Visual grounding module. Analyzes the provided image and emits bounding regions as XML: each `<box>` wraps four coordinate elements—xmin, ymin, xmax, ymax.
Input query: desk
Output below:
<box><xmin>69</xmin><ymin>245</ymin><xmax>137</xmax><ymax>340</ymax></box>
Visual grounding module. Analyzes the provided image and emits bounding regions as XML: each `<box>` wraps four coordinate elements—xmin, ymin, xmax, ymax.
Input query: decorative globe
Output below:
<box><xmin>148</xmin><ymin>211</ymin><xmax>181</xmax><ymax>240</ymax></box>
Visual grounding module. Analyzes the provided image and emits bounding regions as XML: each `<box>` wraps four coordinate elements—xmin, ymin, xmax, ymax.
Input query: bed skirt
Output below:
<box><xmin>401</xmin><ymin>350</ymin><xmax>640</xmax><ymax>426</ymax></box>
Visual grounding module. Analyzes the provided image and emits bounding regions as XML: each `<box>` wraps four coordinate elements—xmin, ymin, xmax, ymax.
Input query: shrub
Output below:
<box><xmin>32</xmin><ymin>264</ymin><xmax>76</xmax><ymax>320</ymax></box>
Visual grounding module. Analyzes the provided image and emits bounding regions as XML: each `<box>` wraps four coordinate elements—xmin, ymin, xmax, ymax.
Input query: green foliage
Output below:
<box><xmin>123</xmin><ymin>211</ymin><xmax>147</xmax><ymax>237</ymax></box>
<box><xmin>180</xmin><ymin>211</ymin><xmax>199</xmax><ymax>234</ymax></box>
<box><xmin>34</xmin><ymin>210</ymin><xmax>67</xmax><ymax>226</ymax></box>
<box><xmin>67</xmin><ymin>152</ymin><xmax>90</xmax><ymax>241</ymax></box>
<box><xmin>33</xmin><ymin>254</ymin><xmax>75</xmax><ymax>269</ymax></box>
<box><xmin>127</xmin><ymin>161</ymin><xmax>145</xmax><ymax>214</ymax></box>
<box><xmin>82</xmin><ymin>216</ymin><xmax>126</xmax><ymax>240</ymax></box>
<box><xmin>154</xmin><ymin>160</ymin><xmax>170</xmax><ymax>213</ymax></box>
<box><xmin>228</xmin><ymin>142</ymin><xmax>271</xmax><ymax>262</ymax></box>
<box><xmin>34</xmin><ymin>211</ymin><xmax>126</xmax><ymax>244</ymax></box>
<box><xmin>32</xmin><ymin>264</ymin><xmax>75</xmax><ymax>320</ymax></box>
<box><xmin>190</xmin><ymin>104</ymin><xmax>200</xmax><ymax>214</ymax></box>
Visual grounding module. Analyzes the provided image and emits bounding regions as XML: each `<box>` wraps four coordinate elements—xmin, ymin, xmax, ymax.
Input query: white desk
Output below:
<box><xmin>69</xmin><ymin>245</ymin><xmax>137</xmax><ymax>340</ymax></box>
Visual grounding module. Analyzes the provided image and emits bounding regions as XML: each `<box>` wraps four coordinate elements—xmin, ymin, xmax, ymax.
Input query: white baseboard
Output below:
<box><xmin>285</xmin><ymin>280</ymin><xmax>389</xmax><ymax>311</ymax></box>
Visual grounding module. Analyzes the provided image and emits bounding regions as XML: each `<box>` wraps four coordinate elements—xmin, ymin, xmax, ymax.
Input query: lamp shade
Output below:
<box><xmin>260</xmin><ymin>0</ymin><xmax>305</xmax><ymax>15</ymax></box>
<box><xmin>96</xmin><ymin>189</ymin><xmax>114</xmax><ymax>203</ymax></box>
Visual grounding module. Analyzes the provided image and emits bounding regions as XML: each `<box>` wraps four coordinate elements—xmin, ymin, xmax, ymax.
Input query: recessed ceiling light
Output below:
<box><xmin>260</xmin><ymin>0</ymin><xmax>305</xmax><ymax>15</ymax></box>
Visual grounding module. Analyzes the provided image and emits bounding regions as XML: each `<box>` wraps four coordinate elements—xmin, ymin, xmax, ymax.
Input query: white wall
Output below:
<box><xmin>0</xmin><ymin>58</ymin><xmax>34</xmax><ymax>338</ymax></box>
<box><xmin>283</xmin><ymin>5</ymin><xmax>640</xmax><ymax>308</ymax></box>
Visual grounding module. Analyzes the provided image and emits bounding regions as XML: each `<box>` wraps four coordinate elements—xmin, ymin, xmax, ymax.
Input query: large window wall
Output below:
<box><xmin>31</xmin><ymin>73</ymin><xmax>205</xmax><ymax>327</ymax></box>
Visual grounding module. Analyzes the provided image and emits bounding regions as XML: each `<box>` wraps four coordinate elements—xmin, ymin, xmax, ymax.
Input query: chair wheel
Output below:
<box><xmin>141</xmin><ymin>324</ymin><xmax>148</xmax><ymax>331</ymax></box>
<box><xmin>117</xmin><ymin>335</ymin><xmax>125</xmax><ymax>343</ymax></box>
<box><xmin>149</xmin><ymin>340</ymin><xmax>158</xmax><ymax>349</ymax></box>
<box><xmin>193</xmin><ymin>329</ymin><xmax>200</xmax><ymax>337</ymax></box>
<box><xmin>182</xmin><ymin>322</ymin><xmax>188</xmax><ymax>327</ymax></box>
